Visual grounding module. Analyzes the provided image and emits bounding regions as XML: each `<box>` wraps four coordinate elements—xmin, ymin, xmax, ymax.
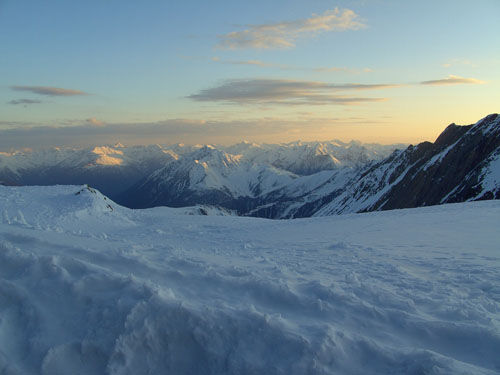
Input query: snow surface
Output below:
<box><xmin>312</xmin><ymin>150</ymin><xmax>412</xmax><ymax>216</ymax></box>
<box><xmin>148</xmin><ymin>148</ymin><xmax>299</xmax><ymax>198</ymax></box>
<box><xmin>477</xmin><ymin>149</ymin><xmax>500</xmax><ymax>198</ymax></box>
<box><xmin>0</xmin><ymin>185</ymin><xmax>499</xmax><ymax>374</ymax></box>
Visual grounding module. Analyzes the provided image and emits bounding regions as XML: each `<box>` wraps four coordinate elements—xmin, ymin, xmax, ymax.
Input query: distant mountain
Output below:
<box><xmin>118</xmin><ymin>114</ymin><xmax>500</xmax><ymax>217</ymax></box>
<box><xmin>251</xmin><ymin>113</ymin><xmax>500</xmax><ymax>218</ymax></box>
<box><xmin>0</xmin><ymin>140</ymin><xmax>402</xmax><ymax>210</ymax></box>
<box><xmin>117</xmin><ymin>141</ymin><xmax>402</xmax><ymax>210</ymax></box>
<box><xmin>0</xmin><ymin>144</ymin><xmax>175</xmax><ymax>197</ymax></box>
<box><xmin>1</xmin><ymin>114</ymin><xmax>498</xmax><ymax>218</ymax></box>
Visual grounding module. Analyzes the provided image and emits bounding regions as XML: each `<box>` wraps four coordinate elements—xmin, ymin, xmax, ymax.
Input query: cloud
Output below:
<box><xmin>10</xmin><ymin>86</ymin><xmax>88</xmax><ymax>96</ymax></box>
<box><xmin>219</xmin><ymin>59</ymin><xmax>294</xmax><ymax>70</ymax></box>
<box><xmin>441</xmin><ymin>59</ymin><xmax>477</xmax><ymax>68</ymax></box>
<box><xmin>314</xmin><ymin>66</ymin><xmax>354</xmax><ymax>73</ymax></box>
<box><xmin>420</xmin><ymin>75</ymin><xmax>485</xmax><ymax>86</ymax></box>
<box><xmin>217</xmin><ymin>8</ymin><xmax>365</xmax><ymax>49</ymax></box>
<box><xmin>7</xmin><ymin>99</ymin><xmax>43</xmax><ymax>105</ymax></box>
<box><xmin>0</xmin><ymin>120</ymin><xmax>38</xmax><ymax>128</ymax></box>
<box><xmin>314</xmin><ymin>66</ymin><xmax>373</xmax><ymax>74</ymax></box>
<box><xmin>86</xmin><ymin>117</ymin><xmax>105</xmax><ymax>126</ymax></box>
<box><xmin>0</xmin><ymin>120</ymin><xmax>206</xmax><ymax>150</ymax></box>
<box><xmin>188</xmin><ymin>79</ymin><xmax>398</xmax><ymax>106</ymax></box>
<box><xmin>228</xmin><ymin>60</ymin><xmax>274</xmax><ymax>67</ymax></box>
<box><xmin>212</xmin><ymin>56</ymin><xmax>373</xmax><ymax>73</ymax></box>
<box><xmin>0</xmin><ymin>117</ymin><xmax>391</xmax><ymax>150</ymax></box>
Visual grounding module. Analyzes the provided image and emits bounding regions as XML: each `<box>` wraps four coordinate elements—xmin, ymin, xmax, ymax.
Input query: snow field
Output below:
<box><xmin>0</xmin><ymin>185</ymin><xmax>499</xmax><ymax>374</ymax></box>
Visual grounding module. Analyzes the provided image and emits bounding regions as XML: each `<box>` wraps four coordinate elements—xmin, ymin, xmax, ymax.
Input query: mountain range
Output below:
<box><xmin>1</xmin><ymin>113</ymin><xmax>499</xmax><ymax>218</ymax></box>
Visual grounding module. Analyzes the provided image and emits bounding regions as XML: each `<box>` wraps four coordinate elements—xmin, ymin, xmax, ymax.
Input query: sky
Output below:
<box><xmin>0</xmin><ymin>0</ymin><xmax>499</xmax><ymax>149</ymax></box>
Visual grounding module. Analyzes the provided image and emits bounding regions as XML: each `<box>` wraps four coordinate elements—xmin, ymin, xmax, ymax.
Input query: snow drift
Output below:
<box><xmin>0</xmin><ymin>185</ymin><xmax>499</xmax><ymax>374</ymax></box>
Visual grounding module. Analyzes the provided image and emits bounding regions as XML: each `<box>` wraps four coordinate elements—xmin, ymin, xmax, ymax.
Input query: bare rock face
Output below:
<box><xmin>373</xmin><ymin>114</ymin><xmax>500</xmax><ymax>210</ymax></box>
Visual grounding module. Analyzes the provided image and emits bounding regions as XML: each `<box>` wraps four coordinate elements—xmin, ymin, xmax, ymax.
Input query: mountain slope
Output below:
<box><xmin>0</xmin><ymin>144</ymin><xmax>176</xmax><ymax>196</ymax></box>
<box><xmin>118</xmin><ymin>114</ymin><xmax>500</xmax><ymax>217</ymax></box>
<box><xmin>1</xmin><ymin>114</ymin><xmax>498</xmax><ymax>219</ymax></box>
<box><xmin>247</xmin><ymin>114</ymin><xmax>500</xmax><ymax>218</ymax></box>
<box><xmin>114</xmin><ymin>141</ymin><xmax>401</xmax><ymax>209</ymax></box>
<box><xmin>0</xmin><ymin>141</ymin><xmax>401</xmax><ymax>208</ymax></box>
<box><xmin>312</xmin><ymin>113</ymin><xmax>500</xmax><ymax>216</ymax></box>
<box><xmin>122</xmin><ymin>145</ymin><xmax>298</xmax><ymax>209</ymax></box>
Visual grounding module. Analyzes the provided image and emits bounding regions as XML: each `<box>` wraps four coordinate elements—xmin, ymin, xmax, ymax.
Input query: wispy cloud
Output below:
<box><xmin>216</xmin><ymin>58</ymin><xmax>294</xmax><ymax>70</ymax></box>
<box><xmin>314</xmin><ymin>67</ymin><xmax>353</xmax><ymax>73</ymax></box>
<box><xmin>441</xmin><ymin>59</ymin><xmax>478</xmax><ymax>68</ymax></box>
<box><xmin>212</xmin><ymin>57</ymin><xmax>373</xmax><ymax>74</ymax></box>
<box><xmin>10</xmin><ymin>86</ymin><xmax>88</xmax><ymax>96</ymax></box>
<box><xmin>227</xmin><ymin>60</ymin><xmax>277</xmax><ymax>67</ymax></box>
<box><xmin>86</xmin><ymin>117</ymin><xmax>105</xmax><ymax>126</ymax></box>
<box><xmin>0</xmin><ymin>120</ymin><xmax>39</xmax><ymax>128</ymax></box>
<box><xmin>420</xmin><ymin>75</ymin><xmax>485</xmax><ymax>86</ymax></box>
<box><xmin>188</xmin><ymin>79</ymin><xmax>399</xmax><ymax>106</ymax></box>
<box><xmin>0</xmin><ymin>117</ymin><xmax>391</xmax><ymax>150</ymax></box>
<box><xmin>217</xmin><ymin>8</ymin><xmax>365</xmax><ymax>50</ymax></box>
<box><xmin>314</xmin><ymin>66</ymin><xmax>373</xmax><ymax>74</ymax></box>
<box><xmin>7</xmin><ymin>99</ymin><xmax>43</xmax><ymax>105</ymax></box>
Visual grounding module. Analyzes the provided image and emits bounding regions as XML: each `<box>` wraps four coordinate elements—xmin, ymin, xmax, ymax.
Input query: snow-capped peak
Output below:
<box><xmin>91</xmin><ymin>146</ymin><xmax>124</xmax><ymax>166</ymax></box>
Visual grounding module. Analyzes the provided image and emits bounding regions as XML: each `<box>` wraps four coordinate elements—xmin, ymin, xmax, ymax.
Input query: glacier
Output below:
<box><xmin>0</xmin><ymin>185</ymin><xmax>499</xmax><ymax>374</ymax></box>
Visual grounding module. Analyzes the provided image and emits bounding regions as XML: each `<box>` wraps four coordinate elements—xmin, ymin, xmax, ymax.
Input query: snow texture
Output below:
<box><xmin>477</xmin><ymin>149</ymin><xmax>500</xmax><ymax>198</ymax></box>
<box><xmin>0</xmin><ymin>185</ymin><xmax>499</xmax><ymax>374</ymax></box>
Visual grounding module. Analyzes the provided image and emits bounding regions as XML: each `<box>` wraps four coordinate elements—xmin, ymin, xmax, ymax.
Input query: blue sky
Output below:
<box><xmin>0</xmin><ymin>0</ymin><xmax>499</xmax><ymax>149</ymax></box>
